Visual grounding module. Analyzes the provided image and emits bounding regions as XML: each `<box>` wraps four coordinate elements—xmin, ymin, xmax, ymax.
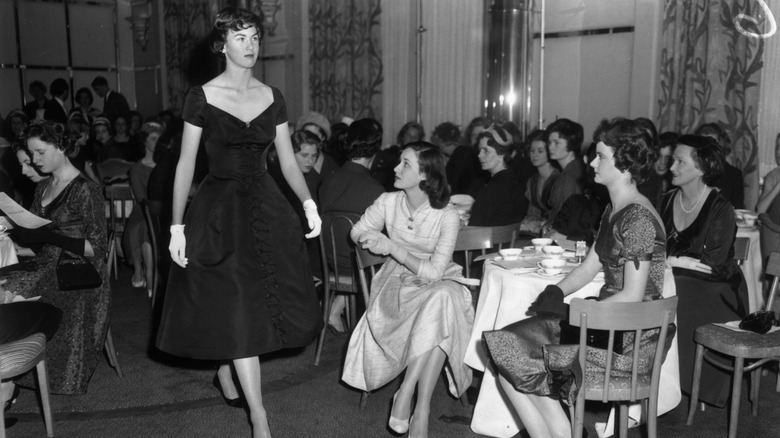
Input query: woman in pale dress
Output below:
<box><xmin>342</xmin><ymin>142</ymin><xmax>473</xmax><ymax>438</ymax></box>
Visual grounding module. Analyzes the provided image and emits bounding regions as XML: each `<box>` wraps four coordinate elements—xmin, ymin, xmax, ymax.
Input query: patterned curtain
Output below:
<box><xmin>163</xmin><ymin>0</ymin><xmax>225</xmax><ymax>112</ymax></box>
<box><xmin>657</xmin><ymin>0</ymin><xmax>766</xmax><ymax>208</ymax></box>
<box><xmin>309</xmin><ymin>0</ymin><xmax>382</xmax><ymax>123</ymax></box>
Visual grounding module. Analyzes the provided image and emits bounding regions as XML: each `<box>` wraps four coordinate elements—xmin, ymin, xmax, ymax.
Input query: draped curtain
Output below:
<box><xmin>163</xmin><ymin>0</ymin><xmax>224</xmax><ymax>112</ymax></box>
<box><xmin>657</xmin><ymin>0</ymin><xmax>766</xmax><ymax>209</ymax></box>
<box><xmin>309</xmin><ymin>0</ymin><xmax>382</xmax><ymax>123</ymax></box>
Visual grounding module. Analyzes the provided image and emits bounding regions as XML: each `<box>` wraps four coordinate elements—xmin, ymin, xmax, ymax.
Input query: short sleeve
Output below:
<box><xmin>272</xmin><ymin>87</ymin><xmax>288</xmax><ymax>126</ymax></box>
<box><xmin>618</xmin><ymin>205</ymin><xmax>657</xmax><ymax>266</ymax></box>
<box><xmin>182</xmin><ymin>87</ymin><xmax>206</xmax><ymax>127</ymax></box>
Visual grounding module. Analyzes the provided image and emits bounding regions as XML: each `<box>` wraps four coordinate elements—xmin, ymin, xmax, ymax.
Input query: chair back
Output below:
<box><xmin>104</xmin><ymin>184</ymin><xmax>135</xmax><ymax>234</ymax></box>
<box><xmin>568</xmin><ymin>297</ymin><xmax>678</xmax><ymax>403</ymax></box>
<box><xmin>733</xmin><ymin>236</ymin><xmax>750</xmax><ymax>266</ymax></box>
<box><xmin>764</xmin><ymin>252</ymin><xmax>780</xmax><ymax>311</ymax></box>
<box><xmin>319</xmin><ymin>213</ymin><xmax>360</xmax><ymax>293</ymax></box>
<box><xmin>355</xmin><ymin>245</ymin><xmax>387</xmax><ymax>306</ymax></box>
<box><xmin>0</xmin><ymin>332</ymin><xmax>46</xmax><ymax>379</ymax></box>
<box><xmin>96</xmin><ymin>158</ymin><xmax>133</xmax><ymax>186</ymax></box>
<box><xmin>490</xmin><ymin>223</ymin><xmax>519</xmax><ymax>249</ymax></box>
<box><xmin>454</xmin><ymin>226</ymin><xmax>493</xmax><ymax>278</ymax></box>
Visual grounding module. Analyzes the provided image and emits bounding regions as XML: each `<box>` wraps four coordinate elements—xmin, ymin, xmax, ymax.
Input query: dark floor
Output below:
<box><xmin>5</xmin><ymin>265</ymin><xmax>780</xmax><ymax>438</ymax></box>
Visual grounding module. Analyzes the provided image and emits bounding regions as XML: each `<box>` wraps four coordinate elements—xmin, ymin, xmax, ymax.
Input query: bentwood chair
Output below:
<box><xmin>354</xmin><ymin>244</ymin><xmax>387</xmax><ymax>409</ymax></box>
<box><xmin>104</xmin><ymin>184</ymin><xmax>135</xmax><ymax>279</ymax></box>
<box><xmin>313</xmin><ymin>213</ymin><xmax>361</xmax><ymax>366</ymax></box>
<box><xmin>0</xmin><ymin>333</ymin><xmax>53</xmax><ymax>437</ymax></box>
<box><xmin>96</xmin><ymin>158</ymin><xmax>133</xmax><ymax>186</ymax></box>
<box><xmin>569</xmin><ymin>297</ymin><xmax>678</xmax><ymax>438</ymax></box>
<box><xmin>686</xmin><ymin>251</ymin><xmax>780</xmax><ymax>438</ymax></box>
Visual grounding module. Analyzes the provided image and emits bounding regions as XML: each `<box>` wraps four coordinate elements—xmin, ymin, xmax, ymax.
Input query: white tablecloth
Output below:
<box><xmin>737</xmin><ymin>227</ymin><xmax>762</xmax><ymax>312</ymax></box>
<box><xmin>465</xmin><ymin>261</ymin><xmax>680</xmax><ymax>438</ymax></box>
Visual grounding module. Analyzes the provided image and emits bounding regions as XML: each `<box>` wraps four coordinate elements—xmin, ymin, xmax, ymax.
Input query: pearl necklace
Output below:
<box><xmin>679</xmin><ymin>187</ymin><xmax>706</xmax><ymax>214</ymax></box>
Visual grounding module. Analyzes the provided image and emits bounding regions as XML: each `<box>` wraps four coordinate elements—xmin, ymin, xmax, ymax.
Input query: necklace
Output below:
<box><xmin>679</xmin><ymin>187</ymin><xmax>706</xmax><ymax>214</ymax></box>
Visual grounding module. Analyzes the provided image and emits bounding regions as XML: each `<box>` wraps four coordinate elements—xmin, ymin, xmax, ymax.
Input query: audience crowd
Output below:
<box><xmin>1</xmin><ymin>74</ymin><xmax>776</xmax><ymax>438</ymax></box>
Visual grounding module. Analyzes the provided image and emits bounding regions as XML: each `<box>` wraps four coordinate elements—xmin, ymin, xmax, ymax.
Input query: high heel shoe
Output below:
<box><xmin>3</xmin><ymin>386</ymin><xmax>19</xmax><ymax>412</ymax></box>
<box><xmin>131</xmin><ymin>276</ymin><xmax>145</xmax><ymax>288</ymax></box>
<box><xmin>212</xmin><ymin>375</ymin><xmax>244</xmax><ymax>408</ymax></box>
<box><xmin>388</xmin><ymin>390</ymin><xmax>410</xmax><ymax>435</ymax></box>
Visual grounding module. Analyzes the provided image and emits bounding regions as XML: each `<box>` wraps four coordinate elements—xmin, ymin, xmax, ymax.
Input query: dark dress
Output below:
<box><xmin>660</xmin><ymin>189</ymin><xmax>748</xmax><ymax>407</ymax></box>
<box><xmin>155</xmin><ymin>86</ymin><xmax>322</xmax><ymax>360</ymax></box>
<box><xmin>468</xmin><ymin>169</ymin><xmax>528</xmax><ymax>227</ymax></box>
<box><xmin>0</xmin><ymin>175</ymin><xmax>110</xmax><ymax>394</ymax></box>
<box><xmin>484</xmin><ymin>203</ymin><xmax>669</xmax><ymax>403</ymax></box>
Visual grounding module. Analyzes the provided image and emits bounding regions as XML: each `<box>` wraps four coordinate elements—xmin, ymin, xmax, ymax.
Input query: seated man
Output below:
<box><xmin>319</xmin><ymin>118</ymin><xmax>385</xmax><ymax>333</ymax></box>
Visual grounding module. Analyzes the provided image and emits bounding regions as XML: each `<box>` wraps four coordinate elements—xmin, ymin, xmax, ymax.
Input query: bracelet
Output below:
<box><xmin>303</xmin><ymin>199</ymin><xmax>317</xmax><ymax>211</ymax></box>
<box><xmin>170</xmin><ymin>224</ymin><xmax>185</xmax><ymax>234</ymax></box>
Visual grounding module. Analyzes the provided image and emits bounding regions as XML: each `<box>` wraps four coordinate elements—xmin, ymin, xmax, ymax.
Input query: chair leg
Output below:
<box><xmin>36</xmin><ymin>359</ymin><xmax>54</xmax><ymax>437</ymax></box>
<box><xmin>359</xmin><ymin>390</ymin><xmax>369</xmax><ymax>409</ymax></box>
<box><xmin>104</xmin><ymin>327</ymin><xmax>123</xmax><ymax>378</ymax></box>
<box><xmin>686</xmin><ymin>344</ymin><xmax>705</xmax><ymax>425</ymax></box>
<box><xmin>647</xmin><ymin>392</ymin><xmax>658</xmax><ymax>438</ymax></box>
<box><xmin>573</xmin><ymin>392</ymin><xmax>586</xmax><ymax>438</ymax></box>
<box><xmin>313</xmin><ymin>285</ymin><xmax>332</xmax><ymax>366</ymax></box>
<box><xmin>618</xmin><ymin>403</ymin><xmax>629</xmax><ymax>438</ymax></box>
<box><xmin>348</xmin><ymin>295</ymin><xmax>357</xmax><ymax>329</ymax></box>
<box><xmin>0</xmin><ymin>406</ymin><xmax>5</xmax><ymax>438</ymax></box>
<box><xmin>751</xmin><ymin>365</ymin><xmax>761</xmax><ymax>417</ymax></box>
<box><xmin>728</xmin><ymin>357</ymin><xmax>744</xmax><ymax>438</ymax></box>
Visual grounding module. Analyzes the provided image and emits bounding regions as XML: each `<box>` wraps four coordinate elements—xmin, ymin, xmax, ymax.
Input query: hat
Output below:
<box><xmin>296</xmin><ymin>112</ymin><xmax>331</xmax><ymax>140</ymax></box>
<box><xmin>92</xmin><ymin>116</ymin><xmax>110</xmax><ymax>128</ymax></box>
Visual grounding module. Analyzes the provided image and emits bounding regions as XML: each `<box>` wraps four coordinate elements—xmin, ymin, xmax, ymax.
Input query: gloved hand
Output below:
<box><xmin>358</xmin><ymin>231</ymin><xmax>394</xmax><ymax>256</ymax></box>
<box><xmin>303</xmin><ymin>199</ymin><xmax>321</xmax><ymax>239</ymax></box>
<box><xmin>528</xmin><ymin>285</ymin><xmax>568</xmax><ymax>319</ymax></box>
<box><xmin>169</xmin><ymin>224</ymin><xmax>188</xmax><ymax>268</ymax></box>
<box><xmin>12</xmin><ymin>226</ymin><xmax>85</xmax><ymax>255</ymax></box>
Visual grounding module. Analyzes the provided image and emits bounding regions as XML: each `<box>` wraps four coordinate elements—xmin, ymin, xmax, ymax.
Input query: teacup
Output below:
<box><xmin>498</xmin><ymin>248</ymin><xmax>523</xmax><ymax>261</ymax></box>
<box><xmin>538</xmin><ymin>258</ymin><xmax>566</xmax><ymax>276</ymax></box>
<box><xmin>742</xmin><ymin>213</ymin><xmax>757</xmax><ymax>227</ymax></box>
<box><xmin>542</xmin><ymin>245</ymin><xmax>564</xmax><ymax>259</ymax></box>
<box><xmin>531</xmin><ymin>238</ymin><xmax>553</xmax><ymax>252</ymax></box>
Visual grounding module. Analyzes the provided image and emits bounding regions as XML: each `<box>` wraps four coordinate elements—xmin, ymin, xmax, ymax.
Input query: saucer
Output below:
<box><xmin>534</xmin><ymin>268</ymin><xmax>564</xmax><ymax>278</ymax></box>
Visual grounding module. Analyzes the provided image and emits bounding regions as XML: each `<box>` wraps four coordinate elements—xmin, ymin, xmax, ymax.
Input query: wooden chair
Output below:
<box><xmin>96</xmin><ymin>158</ymin><xmax>133</xmax><ymax>186</ymax></box>
<box><xmin>490</xmin><ymin>222</ymin><xmax>519</xmax><ymax>249</ymax></box>
<box><xmin>354</xmin><ymin>244</ymin><xmax>388</xmax><ymax>409</ymax></box>
<box><xmin>454</xmin><ymin>226</ymin><xmax>493</xmax><ymax>279</ymax></box>
<box><xmin>686</xmin><ymin>251</ymin><xmax>780</xmax><ymax>438</ymax></box>
<box><xmin>569</xmin><ymin>297</ymin><xmax>678</xmax><ymax>438</ymax></box>
<box><xmin>104</xmin><ymin>184</ymin><xmax>135</xmax><ymax>279</ymax></box>
<box><xmin>0</xmin><ymin>333</ymin><xmax>53</xmax><ymax>437</ymax></box>
<box><xmin>313</xmin><ymin>213</ymin><xmax>361</xmax><ymax>366</ymax></box>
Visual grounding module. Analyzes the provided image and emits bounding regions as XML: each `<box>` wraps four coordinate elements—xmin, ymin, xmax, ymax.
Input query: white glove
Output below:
<box><xmin>303</xmin><ymin>199</ymin><xmax>321</xmax><ymax>239</ymax></box>
<box><xmin>169</xmin><ymin>224</ymin><xmax>188</xmax><ymax>268</ymax></box>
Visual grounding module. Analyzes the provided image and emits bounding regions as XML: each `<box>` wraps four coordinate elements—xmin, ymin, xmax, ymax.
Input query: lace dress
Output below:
<box><xmin>155</xmin><ymin>86</ymin><xmax>321</xmax><ymax>360</ymax></box>
<box><xmin>483</xmin><ymin>203</ymin><xmax>671</xmax><ymax>404</ymax></box>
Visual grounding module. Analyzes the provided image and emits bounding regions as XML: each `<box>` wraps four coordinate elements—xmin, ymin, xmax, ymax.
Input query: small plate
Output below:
<box><xmin>736</xmin><ymin>222</ymin><xmax>757</xmax><ymax>229</ymax></box>
<box><xmin>534</xmin><ymin>268</ymin><xmax>564</xmax><ymax>278</ymax></box>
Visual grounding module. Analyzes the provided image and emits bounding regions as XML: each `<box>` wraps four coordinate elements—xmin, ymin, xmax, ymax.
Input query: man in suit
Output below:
<box><xmin>44</xmin><ymin>78</ymin><xmax>69</xmax><ymax>124</ymax></box>
<box><xmin>91</xmin><ymin>76</ymin><xmax>130</xmax><ymax>122</ymax></box>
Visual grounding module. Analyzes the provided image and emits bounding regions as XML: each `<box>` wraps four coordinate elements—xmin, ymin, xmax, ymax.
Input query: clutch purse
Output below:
<box><xmin>56</xmin><ymin>251</ymin><xmax>102</xmax><ymax>291</ymax></box>
<box><xmin>738</xmin><ymin>310</ymin><xmax>777</xmax><ymax>334</ymax></box>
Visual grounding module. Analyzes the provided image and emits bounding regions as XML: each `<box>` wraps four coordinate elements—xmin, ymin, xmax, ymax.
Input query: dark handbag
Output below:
<box><xmin>55</xmin><ymin>251</ymin><xmax>102</xmax><ymax>291</ymax></box>
<box><xmin>559</xmin><ymin>320</ymin><xmax>624</xmax><ymax>353</ymax></box>
<box><xmin>739</xmin><ymin>310</ymin><xmax>777</xmax><ymax>334</ymax></box>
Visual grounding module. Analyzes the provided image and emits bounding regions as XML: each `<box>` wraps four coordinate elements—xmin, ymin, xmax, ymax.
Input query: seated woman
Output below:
<box><xmin>542</xmin><ymin>118</ymin><xmax>586</xmax><ymax>235</ymax></box>
<box><xmin>694</xmin><ymin>123</ymin><xmax>744</xmax><ymax>209</ymax></box>
<box><xmin>468</xmin><ymin>123</ymin><xmax>528</xmax><ymax>227</ymax></box>
<box><xmin>483</xmin><ymin>118</ymin><xmax>667</xmax><ymax>438</ymax></box>
<box><xmin>0</xmin><ymin>121</ymin><xmax>110</xmax><ymax>395</ymax></box>
<box><xmin>659</xmin><ymin>134</ymin><xmax>748</xmax><ymax>408</ymax></box>
<box><xmin>342</xmin><ymin>142</ymin><xmax>473</xmax><ymax>438</ymax></box>
<box><xmin>756</xmin><ymin>133</ymin><xmax>780</xmax><ymax>262</ymax></box>
<box><xmin>519</xmin><ymin>129</ymin><xmax>559</xmax><ymax>235</ymax></box>
<box><xmin>124</xmin><ymin>121</ymin><xmax>164</xmax><ymax>293</ymax></box>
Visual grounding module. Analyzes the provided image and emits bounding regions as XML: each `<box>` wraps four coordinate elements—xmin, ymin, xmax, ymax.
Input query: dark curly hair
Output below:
<box><xmin>346</xmin><ymin>118</ymin><xmax>382</xmax><ymax>160</ymax></box>
<box><xmin>432</xmin><ymin>122</ymin><xmax>461</xmax><ymax>145</ymax></box>
<box><xmin>594</xmin><ymin>117</ymin><xmax>657</xmax><ymax>185</ymax></box>
<box><xmin>694</xmin><ymin>123</ymin><xmax>731</xmax><ymax>155</ymax></box>
<box><xmin>22</xmin><ymin>120</ymin><xmax>75</xmax><ymax>155</ymax></box>
<box><xmin>404</xmin><ymin>141</ymin><xmax>450</xmax><ymax>209</ymax></box>
<box><xmin>547</xmin><ymin>118</ymin><xmax>583</xmax><ymax>155</ymax></box>
<box><xmin>291</xmin><ymin>130</ymin><xmax>322</xmax><ymax>153</ymax></box>
<box><xmin>676</xmin><ymin>134</ymin><xmax>724</xmax><ymax>185</ymax></box>
<box><xmin>210</xmin><ymin>7</ymin><xmax>264</xmax><ymax>55</ymax></box>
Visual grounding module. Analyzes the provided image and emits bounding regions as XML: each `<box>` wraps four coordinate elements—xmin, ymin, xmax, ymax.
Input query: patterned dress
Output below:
<box><xmin>155</xmin><ymin>86</ymin><xmax>321</xmax><ymax>360</ymax></box>
<box><xmin>483</xmin><ymin>203</ymin><xmax>670</xmax><ymax>404</ymax></box>
<box><xmin>0</xmin><ymin>175</ymin><xmax>110</xmax><ymax>394</ymax></box>
<box><xmin>342</xmin><ymin>192</ymin><xmax>475</xmax><ymax>397</ymax></box>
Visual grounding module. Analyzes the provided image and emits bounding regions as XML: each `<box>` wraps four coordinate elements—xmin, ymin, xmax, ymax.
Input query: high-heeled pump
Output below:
<box><xmin>212</xmin><ymin>375</ymin><xmax>244</xmax><ymax>408</ymax></box>
<box><xmin>388</xmin><ymin>390</ymin><xmax>410</xmax><ymax>435</ymax></box>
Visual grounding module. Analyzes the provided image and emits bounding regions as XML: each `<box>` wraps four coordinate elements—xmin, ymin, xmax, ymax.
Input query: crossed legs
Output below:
<box><xmin>391</xmin><ymin>347</ymin><xmax>447</xmax><ymax>438</ymax></box>
<box><xmin>497</xmin><ymin>374</ymin><xmax>571</xmax><ymax>438</ymax></box>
